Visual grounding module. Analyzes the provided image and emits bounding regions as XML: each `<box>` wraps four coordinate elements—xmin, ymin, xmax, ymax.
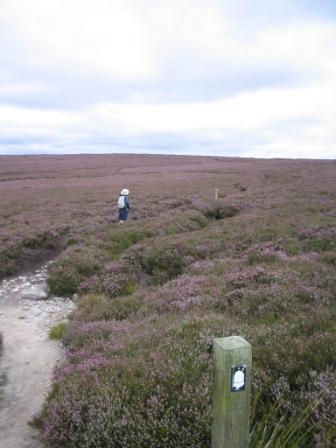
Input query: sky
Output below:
<box><xmin>1</xmin><ymin>0</ymin><xmax>336</xmax><ymax>158</ymax></box>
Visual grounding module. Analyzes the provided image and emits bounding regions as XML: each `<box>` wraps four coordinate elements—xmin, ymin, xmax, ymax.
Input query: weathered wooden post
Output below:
<box><xmin>215</xmin><ymin>188</ymin><xmax>219</xmax><ymax>200</ymax></box>
<box><xmin>212</xmin><ymin>336</ymin><xmax>252</xmax><ymax>448</ymax></box>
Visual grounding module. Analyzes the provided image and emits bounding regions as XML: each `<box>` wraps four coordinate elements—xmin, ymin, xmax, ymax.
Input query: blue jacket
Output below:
<box><xmin>124</xmin><ymin>196</ymin><xmax>130</xmax><ymax>211</ymax></box>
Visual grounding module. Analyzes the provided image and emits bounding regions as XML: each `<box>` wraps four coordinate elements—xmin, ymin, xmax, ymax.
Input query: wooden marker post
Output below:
<box><xmin>212</xmin><ymin>336</ymin><xmax>252</xmax><ymax>448</ymax></box>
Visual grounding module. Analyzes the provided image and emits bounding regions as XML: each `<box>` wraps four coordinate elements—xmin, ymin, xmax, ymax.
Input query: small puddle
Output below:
<box><xmin>0</xmin><ymin>262</ymin><xmax>75</xmax><ymax>448</ymax></box>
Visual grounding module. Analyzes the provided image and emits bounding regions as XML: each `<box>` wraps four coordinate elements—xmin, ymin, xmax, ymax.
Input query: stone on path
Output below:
<box><xmin>21</xmin><ymin>285</ymin><xmax>48</xmax><ymax>300</ymax></box>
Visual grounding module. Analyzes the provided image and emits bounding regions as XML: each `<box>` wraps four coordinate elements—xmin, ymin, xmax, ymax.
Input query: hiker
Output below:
<box><xmin>118</xmin><ymin>188</ymin><xmax>131</xmax><ymax>223</ymax></box>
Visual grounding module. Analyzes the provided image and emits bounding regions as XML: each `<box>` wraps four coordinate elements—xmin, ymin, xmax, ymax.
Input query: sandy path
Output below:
<box><xmin>0</xmin><ymin>263</ymin><xmax>74</xmax><ymax>448</ymax></box>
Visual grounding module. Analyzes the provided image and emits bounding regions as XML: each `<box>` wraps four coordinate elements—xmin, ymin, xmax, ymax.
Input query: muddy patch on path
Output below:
<box><xmin>0</xmin><ymin>262</ymin><xmax>75</xmax><ymax>448</ymax></box>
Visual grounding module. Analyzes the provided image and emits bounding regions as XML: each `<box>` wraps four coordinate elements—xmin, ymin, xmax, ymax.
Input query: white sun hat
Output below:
<box><xmin>120</xmin><ymin>188</ymin><xmax>129</xmax><ymax>195</ymax></box>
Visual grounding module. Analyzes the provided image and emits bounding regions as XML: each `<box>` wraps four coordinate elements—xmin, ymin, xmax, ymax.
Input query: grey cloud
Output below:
<box><xmin>1</xmin><ymin>1</ymin><xmax>336</xmax><ymax>159</ymax></box>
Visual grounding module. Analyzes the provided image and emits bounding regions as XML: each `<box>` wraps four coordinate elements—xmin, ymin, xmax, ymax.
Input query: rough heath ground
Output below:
<box><xmin>0</xmin><ymin>154</ymin><xmax>335</xmax><ymax>447</ymax></box>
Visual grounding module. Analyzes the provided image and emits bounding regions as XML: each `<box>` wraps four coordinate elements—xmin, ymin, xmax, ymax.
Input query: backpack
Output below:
<box><xmin>118</xmin><ymin>196</ymin><xmax>125</xmax><ymax>209</ymax></box>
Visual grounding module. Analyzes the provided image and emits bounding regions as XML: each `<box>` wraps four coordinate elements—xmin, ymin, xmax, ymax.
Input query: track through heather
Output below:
<box><xmin>0</xmin><ymin>262</ymin><xmax>74</xmax><ymax>448</ymax></box>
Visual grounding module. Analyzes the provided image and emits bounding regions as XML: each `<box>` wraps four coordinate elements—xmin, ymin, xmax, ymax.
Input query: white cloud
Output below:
<box><xmin>1</xmin><ymin>79</ymin><xmax>336</xmax><ymax>158</ymax></box>
<box><xmin>86</xmin><ymin>81</ymin><xmax>336</xmax><ymax>135</ymax></box>
<box><xmin>3</xmin><ymin>0</ymin><xmax>335</xmax><ymax>83</ymax></box>
<box><xmin>1</xmin><ymin>0</ymin><xmax>336</xmax><ymax>158</ymax></box>
<box><xmin>1</xmin><ymin>0</ymin><xmax>158</xmax><ymax>80</ymax></box>
<box><xmin>0</xmin><ymin>72</ymin><xmax>50</xmax><ymax>96</ymax></box>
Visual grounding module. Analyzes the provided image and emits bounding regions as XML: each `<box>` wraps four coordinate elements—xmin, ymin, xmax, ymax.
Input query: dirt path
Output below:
<box><xmin>0</xmin><ymin>263</ymin><xmax>74</xmax><ymax>448</ymax></box>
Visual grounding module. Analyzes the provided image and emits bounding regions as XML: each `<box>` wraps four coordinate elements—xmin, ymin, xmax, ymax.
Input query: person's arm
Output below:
<box><xmin>125</xmin><ymin>196</ymin><xmax>130</xmax><ymax>211</ymax></box>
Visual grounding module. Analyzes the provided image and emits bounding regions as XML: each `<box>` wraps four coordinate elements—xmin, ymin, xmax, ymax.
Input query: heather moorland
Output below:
<box><xmin>0</xmin><ymin>154</ymin><xmax>335</xmax><ymax>447</ymax></box>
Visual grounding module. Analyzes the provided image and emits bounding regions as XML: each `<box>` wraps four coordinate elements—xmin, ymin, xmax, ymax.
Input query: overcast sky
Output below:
<box><xmin>1</xmin><ymin>0</ymin><xmax>336</xmax><ymax>158</ymax></box>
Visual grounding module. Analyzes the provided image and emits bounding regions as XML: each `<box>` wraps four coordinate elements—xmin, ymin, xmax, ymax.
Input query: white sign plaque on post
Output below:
<box><xmin>231</xmin><ymin>366</ymin><xmax>246</xmax><ymax>392</ymax></box>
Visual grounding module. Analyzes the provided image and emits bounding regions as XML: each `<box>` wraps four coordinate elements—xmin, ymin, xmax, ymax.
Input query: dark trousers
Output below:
<box><xmin>119</xmin><ymin>208</ymin><xmax>128</xmax><ymax>221</ymax></box>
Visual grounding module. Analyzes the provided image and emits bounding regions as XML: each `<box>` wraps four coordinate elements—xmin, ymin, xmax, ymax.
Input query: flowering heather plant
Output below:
<box><xmin>148</xmin><ymin>274</ymin><xmax>206</xmax><ymax>311</ymax></box>
<box><xmin>36</xmin><ymin>316</ymin><xmax>216</xmax><ymax>448</ymax></box>
<box><xmin>289</xmin><ymin>225</ymin><xmax>336</xmax><ymax>255</ymax></box>
<box><xmin>132</xmin><ymin>232</ymin><xmax>226</xmax><ymax>285</ymax></box>
<box><xmin>227</xmin><ymin>266</ymin><xmax>274</xmax><ymax>288</ymax></box>
<box><xmin>47</xmin><ymin>246</ymin><xmax>105</xmax><ymax>296</ymax></box>
<box><xmin>63</xmin><ymin>319</ymin><xmax>134</xmax><ymax>350</ymax></box>
<box><xmin>53</xmin><ymin>353</ymin><xmax>110</xmax><ymax>382</ymax></box>
<box><xmin>2</xmin><ymin>155</ymin><xmax>336</xmax><ymax>446</ymax></box>
<box><xmin>45</xmin><ymin>209</ymin><xmax>223</xmax><ymax>297</ymax></box>
<box><xmin>73</xmin><ymin>293</ymin><xmax>151</xmax><ymax>323</ymax></box>
<box><xmin>247</xmin><ymin>241</ymin><xmax>289</xmax><ymax>264</ymax></box>
<box><xmin>79</xmin><ymin>260</ymin><xmax>137</xmax><ymax>298</ymax></box>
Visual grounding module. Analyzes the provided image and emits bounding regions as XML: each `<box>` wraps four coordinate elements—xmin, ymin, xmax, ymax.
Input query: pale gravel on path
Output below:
<box><xmin>0</xmin><ymin>264</ymin><xmax>75</xmax><ymax>448</ymax></box>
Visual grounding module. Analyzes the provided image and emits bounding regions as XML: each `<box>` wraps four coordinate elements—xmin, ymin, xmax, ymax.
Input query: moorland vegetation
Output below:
<box><xmin>0</xmin><ymin>155</ymin><xmax>335</xmax><ymax>447</ymax></box>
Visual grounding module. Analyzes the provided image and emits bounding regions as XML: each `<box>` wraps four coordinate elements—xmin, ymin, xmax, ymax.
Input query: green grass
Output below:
<box><xmin>49</xmin><ymin>322</ymin><xmax>68</xmax><ymax>340</ymax></box>
<box><xmin>250</xmin><ymin>394</ymin><xmax>322</xmax><ymax>448</ymax></box>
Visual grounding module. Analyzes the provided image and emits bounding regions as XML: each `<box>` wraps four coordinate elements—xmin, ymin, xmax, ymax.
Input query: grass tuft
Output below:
<box><xmin>49</xmin><ymin>322</ymin><xmax>68</xmax><ymax>341</ymax></box>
